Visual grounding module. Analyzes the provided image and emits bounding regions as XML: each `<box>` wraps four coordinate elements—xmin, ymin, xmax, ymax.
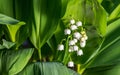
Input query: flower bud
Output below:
<box><xmin>64</xmin><ymin>29</ymin><xmax>71</xmax><ymax>35</ymax></box>
<box><xmin>84</xmin><ymin>35</ymin><xmax>88</xmax><ymax>40</ymax></box>
<box><xmin>81</xmin><ymin>37</ymin><xmax>85</xmax><ymax>41</ymax></box>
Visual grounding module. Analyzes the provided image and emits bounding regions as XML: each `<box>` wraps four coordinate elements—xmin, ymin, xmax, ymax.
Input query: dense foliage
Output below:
<box><xmin>0</xmin><ymin>0</ymin><xmax>120</xmax><ymax>75</ymax></box>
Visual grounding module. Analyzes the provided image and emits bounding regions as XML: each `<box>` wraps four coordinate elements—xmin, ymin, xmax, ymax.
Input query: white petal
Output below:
<box><xmin>68</xmin><ymin>61</ymin><xmax>74</xmax><ymax>67</ymax></box>
<box><xmin>76</xmin><ymin>21</ymin><xmax>82</xmax><ymax>27</ymax></box>
<box><xmin>70</xmin><ymin>19</ymin><xmax>75</xmax><ymax>24</ymax></box>
<box><xmin>69</xmin><ymin>40</ymin><xmax>75</xmax><ymax>45</ymax></box>
<box><xmin>64</xmin><ymin>29</ymin><xmax>71</xmax><ymax>35</ymax></box>
<box><xmin>69</xmin><ymin>46</ymin><xmax>74</xmax><ymax>52</ymax></box>
<box><xmin>57</xmin><ymin>44</ymin><xmax>64</xmax><ymax>51</ymax></box>
<box><xmin>73</xmin><ymin>38</ymin><xmax>78</xmax><ymax>43</ymax></box>
<box><xmin>70</xmin><ymin>25</ymin><xmax>77</xmax><ymax>30</ymax></box>
<box><xmin>80</xmin><ymin>41</ymin><xmax>86</xmax><ymax>48</ymax></box>
<box><xmin>77</xmin><ymin>49</ymin><xmax>83</xmax><ymax>56</ymax></box>
<box><xmin>73</xmin><ymin>45</ymin><xmax>79</xmax><ymax>51</ymax></box>
<box><xmin>73</xmin><ymin>32</ymin><xmax>82</xmax><ymax>39</ymax></box>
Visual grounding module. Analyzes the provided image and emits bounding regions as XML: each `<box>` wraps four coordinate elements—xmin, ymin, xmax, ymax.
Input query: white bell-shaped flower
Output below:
<box><xmin>76</xmin><ymin>21</ymin><xmax>82</xmax><ymax>27</ymax></box>
<box><xmin>77</xmin><ymin>49</ymin><xmax>83</xmax><ymax>56</ymax></box>
<box><xmin>69</xmin><ymin>40</ymin><xmax>75</xmax><ymax>45</ymax></box>
<box><xmin>64</xmin><ymin>29</ymin><xmax>71</xmax><ymax>35</ymax></box>
<box><xmin>69</xmin><ymin>46</ymin><xmax>74</xmax><ymax>52</ymax></box>
<box><xmin>70</xmin><ymin>25</ymin><xmax>77</xmax><ymax>30</ymax></box>
<box><xmin>73</xmin><ymin>38</ymin><xmax>78</xmax><ymax>43</ymax></box>
<box><xmin>73</xmin><ymin>32</ymin><xmax>82</xmax><ymax>39</ymax></box>
<box><xmin>70</xmin><ymin>19</ymin><xmax>75</xmax><ymax>24</ymax></box>
<box><xmin>80</xmin><ymin>41</ymin><xmax>86</xmax><ymax>48</ymax></box>
<box><xmin>57</xmin><ymin>44</ymin><xmax>64</xmax><ymax>51</ymax></box>
<box><xmin>73</xmin><ymin>45</ymin><xmax>79</xmax><ymax>51</ymax></box>
<box><xmin>68</xmin><ymin>61</ymin><xmax>74</xmax><ymax>67</ymax></box>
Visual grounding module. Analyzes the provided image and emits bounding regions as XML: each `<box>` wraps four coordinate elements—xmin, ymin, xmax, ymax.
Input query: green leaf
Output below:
<box><xmin>86</xmin><ymin>18</ymin><xmax>120</xmax><ymax>68</ymax></box>
<box><xmin>15</xmin><ymin>26</ymin><xmax>29</xmax><ymax>48</ymax></box>
<box><xmin>0</xmin><ymin>45</ymin><xmax>5</xmax><ymax>50</ymax></box>
<box><xmin>92</xmin><ymin>0</ymin><xmax>107</xmax><ymax>36</ymax></box>
<box><xmin>0</xmin><ymin>13</ymin><xmax>26</xmax><ymax>43</ymax></box>
<box><xmin>0</xmin><ymin>0</ymin><xmax>29</xmax><ymax>46</ymax></box>
<box><xmin>17</xmin><ymin>62</ymin><xmax>80</xmax><ymax>75</ymax></box>
<box><xmin>6</xmin><ymin>22</ymin><xmax>25</xmax><ymax>42</ymax></box>
<box><xmin>0</xmin><ymin>0</ymin><xmax>14</xmax><ymax>17</ymax></box>
<box><xmin>29</xmin><ymin>0</ymin><xmax>61</xmax><ymax>50</ymax></box>
<box><xmin>0</xmin><ymin>13</ymin><xmax>19</xmax><ymax>25</ymax></box>
<box><xmin>108</xmin><ymin>4</ymin><xmax>120</xmax><ymax>22</ymax></box>
<box><xmin>101</xmin><ymin>0</ymin><xmax>120</xmax><ymax>14</ymax></box>
<box><xmin>0</xmin><ymin>39</ymin><xmax>15</xmax><ymax>49</ymax></box>
<box><xmin>97</xmin><ymin>0</ymin><xmax>103</xmax><ymax>3</ymax></box>
<box><xmin>83</xmin><ymin>63</ymin><xmax>120</xmax><ymax>75</ymax></box>
<box><xmin>0</xmin><ymin>25</ymin><xmax>3</xmax><ymax>40</ymax></box>
<box><xmin>62</xmin><ymin>0</ymin><xmax>107</xmax><ymax>36</ymax></box>
<box><xmin>0</xmin><ymin>48</ymin><xmax>34</xmax><ymax>75</ymax></box>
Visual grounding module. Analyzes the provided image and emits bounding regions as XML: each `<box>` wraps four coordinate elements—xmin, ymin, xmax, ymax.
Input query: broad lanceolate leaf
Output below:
<box><xmin>83</xmin><ymin>63</ymin><xmax>120</xmax><ymax>75</ymax></box>
<box><xmin>17</xmin><ymin>62</ymin><xmax>80</xmax><ymax>75</ymax></box>
<box><xmin>86</xmin><ymin>18</ymin><xmax>120</xmax><ymax>68</ymax></box>
<box><xmin>0</xmin><ymin>48</ymin><xmax>34</xmax><ymax>75</ymax></box>
<box><xmin>0</xmin><ymin>14</ymin><xmax>19</xmax><ymax>25</ymax></box>
<box><xmin>62</xmin><ymin>0</ymin><xmax>107</xmax><ymax>36</ymax></box>
<box><xmin>30</xmin><ymin>0</ymin><xmax>61</xmax><ymax>50</ymax></box>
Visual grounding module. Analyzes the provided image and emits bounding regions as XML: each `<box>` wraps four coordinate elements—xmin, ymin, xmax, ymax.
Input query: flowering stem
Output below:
<box><xmin>62</xmin><ymin>36</ymin><xmax>70</xmax><ymax>64</ymax></box>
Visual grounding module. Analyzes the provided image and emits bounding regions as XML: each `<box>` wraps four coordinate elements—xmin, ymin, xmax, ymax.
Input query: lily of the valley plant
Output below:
<box><xmin>0</xmin><ymin>0</ymin><xmax>120</xmax><ymax>75</ymax></box>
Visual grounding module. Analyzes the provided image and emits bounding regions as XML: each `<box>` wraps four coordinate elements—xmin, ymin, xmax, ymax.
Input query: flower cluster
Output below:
<box><xmin>57</xmin><ymin>19</ymin><xmax>88</xmax><ymax>67</ymax></box>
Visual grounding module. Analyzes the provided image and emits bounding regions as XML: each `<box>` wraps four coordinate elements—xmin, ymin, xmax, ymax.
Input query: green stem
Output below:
<box><xmin>38</xmin><ymin>49</ymin><xmax>42</xmax><ymax>61</ymax></box>
<box><xmin>62</xmin><ymin>36</ymin><xmax>70</xmax><ymax>64</ymax></box>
